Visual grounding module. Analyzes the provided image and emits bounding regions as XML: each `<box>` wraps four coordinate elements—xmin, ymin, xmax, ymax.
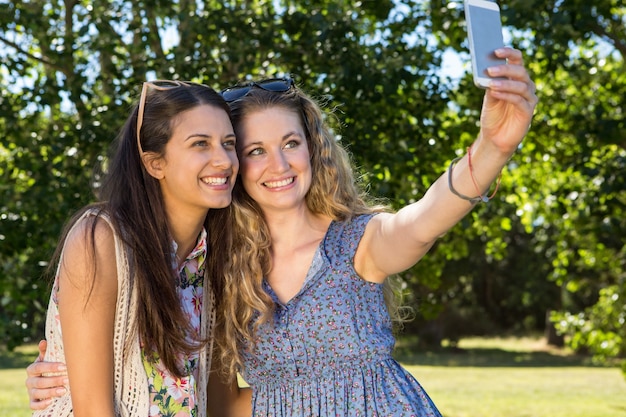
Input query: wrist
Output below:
<box><xmin>475</xmin><ymin>132</ymin><xmax>520</xmax><ymax>159</ymax></box>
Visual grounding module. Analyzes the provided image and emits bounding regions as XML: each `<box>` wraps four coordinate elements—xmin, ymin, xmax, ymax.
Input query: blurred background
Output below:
<box><xmin>0</xmin><ymin>1</ymin><xmax>624</xmax><ymax>415</ymax></box>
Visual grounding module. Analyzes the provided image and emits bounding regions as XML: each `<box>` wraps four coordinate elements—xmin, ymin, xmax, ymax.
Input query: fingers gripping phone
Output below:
<box><xmin>464</xmin><ymin>0</ymin><xmax>507</xmax><ymax>88</ymax></box>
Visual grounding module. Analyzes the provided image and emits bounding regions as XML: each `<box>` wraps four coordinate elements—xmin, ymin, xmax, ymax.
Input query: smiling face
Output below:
<box><xmin>149</xmin><ymin>104</ymin><xmax>239</xmax><ymax>221</ymax></box>
<box><xmin>236</xmin><ymin>106</ymin><xmax>312</xmax><ymax>214</ymax></box>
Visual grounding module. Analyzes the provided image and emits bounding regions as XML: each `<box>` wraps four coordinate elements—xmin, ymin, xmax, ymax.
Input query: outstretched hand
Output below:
<box><xmin>480</xmin><ymin>47</ymin><xmax>538</xmax><ymax>154</ymax></box>
<box><xmin>25</xmin><ymin>340</ymin><xmax>68</xmax><ymax>410</ymax></box>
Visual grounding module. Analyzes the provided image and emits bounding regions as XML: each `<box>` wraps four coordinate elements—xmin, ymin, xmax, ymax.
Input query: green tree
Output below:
<box><xmin>0</xmin><ymin>0</ymin><xmax>624</xmax><ymax>377</ymax></box>
<box><xmin>0</xmin><ymin>0</ymin><xmax>446</xmax><ymax>348</ymax></box>
<box><xmin>429</xmin><ymin>0</ymin><xmax>625</xmax><ymax>371</ymax></box>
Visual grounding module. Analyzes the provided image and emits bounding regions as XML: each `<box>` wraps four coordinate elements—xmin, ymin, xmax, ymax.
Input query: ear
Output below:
<box><xmin>141</xmin><ymin>152</ymin><xmax>166</xmax><ymax>180</ymax></box>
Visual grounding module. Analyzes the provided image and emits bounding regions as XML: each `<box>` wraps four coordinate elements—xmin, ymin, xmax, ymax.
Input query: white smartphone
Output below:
<box><xmin>464</xmin><ymin>0</ymin><xmax>507</xmax><ymax>88</ymax></box>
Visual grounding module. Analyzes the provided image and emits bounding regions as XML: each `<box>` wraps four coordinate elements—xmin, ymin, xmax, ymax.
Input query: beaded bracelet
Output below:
<box><xmin>447</xmin><ymin>149</ymin><xmax>502</xmax><ymax>204</ymax></box>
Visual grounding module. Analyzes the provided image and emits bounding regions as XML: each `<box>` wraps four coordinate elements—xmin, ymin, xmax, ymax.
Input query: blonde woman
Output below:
<box><xmin>210</xmin><ymin>46</ymin><xmax>537</xmax><ymax>416</ymax></box>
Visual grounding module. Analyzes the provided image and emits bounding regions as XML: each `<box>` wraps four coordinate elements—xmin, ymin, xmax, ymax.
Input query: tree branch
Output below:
<box><xmin>0</xmin><ymin>34</ymin><xmax>66</xmax><ymax>73</ymax></box>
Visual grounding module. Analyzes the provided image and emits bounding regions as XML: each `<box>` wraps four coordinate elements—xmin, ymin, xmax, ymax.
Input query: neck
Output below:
<box><xmin>167</xmin><ymin>212</ymin><xmax>206</xmax><ymax>265</ymax></box>
<box><xmin>263</xmin><ymin>206</ymin><xmax>331</xmax><ymax>250</ymax></box>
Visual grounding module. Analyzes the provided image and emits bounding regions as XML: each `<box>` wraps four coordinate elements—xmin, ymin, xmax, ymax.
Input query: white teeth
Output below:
<box><xmin>264</xmin><ymin>178</ymin><xmax>294</xmax><ymax>188</ymax></box>
<box><xmin>202</xmin><ymin>177</ymin><xmax>227</xmax><ymax>185</ymax></box>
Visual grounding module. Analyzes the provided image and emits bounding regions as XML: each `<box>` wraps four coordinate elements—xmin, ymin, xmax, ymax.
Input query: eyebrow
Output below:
<box><xmin>241</xmin><ymin>131</ymin><xmax>303</xmax><ymax>149</ymax></box>
<box><xmin>184</xmin><ymin>132</ymin><xmax>236</xmax><ymax>142</ymax></box>
<box><xmin>282</xmin><ymin>131</ymin><xmax>303</xmax><ymax>140</ymax></box>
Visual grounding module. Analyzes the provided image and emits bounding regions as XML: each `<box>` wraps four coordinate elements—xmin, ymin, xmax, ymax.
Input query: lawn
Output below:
<box><xmin>395</xmin><ymin>336</ymin><xmax>626</xmax><ymax>417</ymax></box>
<box><xmin>2</xmin><ymin>336</ymin><xmax>626</xmax><ymax>416</ymax></box>
<box><xmin>0</xmin><ymin>343</ymin><xmax>40</xmax><ymax>417</ymax></box>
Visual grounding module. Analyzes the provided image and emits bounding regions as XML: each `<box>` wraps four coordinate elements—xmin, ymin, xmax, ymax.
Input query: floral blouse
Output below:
<box><xmin>142</xmin><ymin>229</ymin><xmax>207</xmax><ymax>417</ymax></box>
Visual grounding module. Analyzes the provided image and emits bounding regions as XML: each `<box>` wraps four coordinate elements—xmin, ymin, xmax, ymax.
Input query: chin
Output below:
<box><xmin>210</xmin><ymin>199</ymin><xmax>231</xmax><ymax>209</ymax></box>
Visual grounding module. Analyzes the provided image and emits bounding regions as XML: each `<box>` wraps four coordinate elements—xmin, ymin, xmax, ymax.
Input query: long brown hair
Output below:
<box><xmin>48</xmin><ymin>82</ymin><xmax>233</xmax><ymax>377</ymax></box>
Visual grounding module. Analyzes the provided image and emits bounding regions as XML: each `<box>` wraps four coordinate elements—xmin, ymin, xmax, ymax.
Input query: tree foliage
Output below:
<box><xmin>429</xmin><ymin>0</ymin><xmax>625</xmax><ymax>370</ymax></box>
<box><xmin>1</xmin><ymin>0</ymin><xmax>624</xmax><ymax>375</ymax></box>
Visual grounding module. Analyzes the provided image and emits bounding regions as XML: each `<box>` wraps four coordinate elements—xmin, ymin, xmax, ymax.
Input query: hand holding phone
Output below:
<box><xmin>464</xmin><ymin>0</ymin><xmax>507</xmax><ymax>88</ymax></box>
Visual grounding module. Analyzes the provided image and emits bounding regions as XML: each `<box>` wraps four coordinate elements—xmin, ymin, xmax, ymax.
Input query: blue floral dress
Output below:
<box><xmin>241</xmin><ymin>215</ymin><xmax>442</xmax><ymax>416</ymax></box>
<box><xmin>142</xmin><ymin>229</ymin><xmax>207</xmax><ymax>417</ymax></box>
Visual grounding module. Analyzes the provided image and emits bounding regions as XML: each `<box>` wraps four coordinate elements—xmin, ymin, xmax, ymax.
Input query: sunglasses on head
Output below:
<box><xmin>220</xmin><ymin>77</ymin><xmax>295</xmax><ymax>103</ymax></box>
<box><xmin>136</xmin><ymin>80</ymin><xmax>208</xmax><ymax>155</ymax></box>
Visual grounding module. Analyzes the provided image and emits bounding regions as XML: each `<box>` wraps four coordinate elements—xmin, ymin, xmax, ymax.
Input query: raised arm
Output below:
<box><xmin>356</xmin><ymin>47</ymin><xmax>537</xmax><ymax>282</ymax></box>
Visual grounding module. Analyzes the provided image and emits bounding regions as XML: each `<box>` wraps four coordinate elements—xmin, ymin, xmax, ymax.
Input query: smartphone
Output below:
<box><xmin>464</xmin><ymin>0</ymin><xmax>507</xmax><ymax>88</ymax></box>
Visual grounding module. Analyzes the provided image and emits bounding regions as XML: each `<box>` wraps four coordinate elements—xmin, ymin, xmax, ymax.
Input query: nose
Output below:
<box><xmin>211</xmin><ymin>146</ymin><xmax>233</xmax><ymax>170</ymax></box>
<box><xmin>268</xmin><ymin>149</ymin><xmax>289</xmax><ymax>173</ymax></box>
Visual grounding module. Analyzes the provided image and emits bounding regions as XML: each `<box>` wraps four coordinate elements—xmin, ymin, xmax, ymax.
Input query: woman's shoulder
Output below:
<box><xmin>323</xmin><ymin>214</ymin><xmax>376</xmax><ymax>255</ymax></box>
<box><xmin>329</xmin><ymin>213</ymin><xmax>377</xmax><ymax>235</ymax></box>
<box><xmin>66</xmin><ymin>207</ymin><xmax>115</xmax><ymax>243</ymax></box>
<box><xmin>61</xmin><ymin>209</ymin><xmax>117</xmax><ymax>267</ymax></box>
<box><xmin>55</xmin><ymin>208</ymin><xmax>119</xmax><ymax>295</ymax></box>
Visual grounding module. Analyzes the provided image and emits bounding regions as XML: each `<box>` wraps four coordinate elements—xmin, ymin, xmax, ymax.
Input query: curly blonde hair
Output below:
<box><xmin>214</xmin><ymin>84</ymin><xmax>404</xmax><ymax>379</ymax></box>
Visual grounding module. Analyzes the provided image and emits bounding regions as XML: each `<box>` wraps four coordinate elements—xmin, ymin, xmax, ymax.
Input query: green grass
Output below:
<box><xmin>395</xmin><ymin>336</ymin><xmax>626</xmax><ymax>417</ymax></box>
<box><xmin>2</xmin><ymin>337</ymin><xmax>626</xmax><ymax>417</ymax></box>
<box><xmin>0</xmin><ymin>343</ymin><xmax>39</xmax><ymax>417</ymax></box>
<box><xmin>409</xmin><ymin>365</ymin><xmax>626</xmax><ymax>417</ymax></box>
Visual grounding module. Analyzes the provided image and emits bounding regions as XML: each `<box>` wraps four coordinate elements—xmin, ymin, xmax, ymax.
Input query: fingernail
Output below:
<box><xmin>58</xmin><ymin>364</ymin><xmax>67</xmax><ymax>371</ymax></box>
<box><xmin>56</xmin><ymin>387</ymin><xmax>68</xmax><ymax>395</ymax></box>
<box><xmin>488</xmin><ymin>67</ymin><xmax>502</xmax><ymax>76</ymax></box>
<box><xmin>62</xmin><ymin>377</ymin><xmax>69</xmax><ymax>384</ymax></box>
